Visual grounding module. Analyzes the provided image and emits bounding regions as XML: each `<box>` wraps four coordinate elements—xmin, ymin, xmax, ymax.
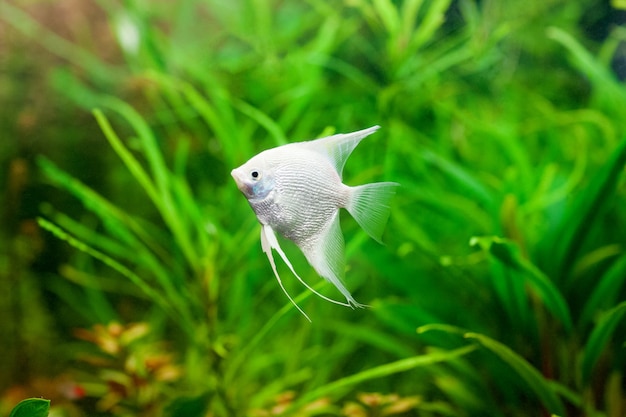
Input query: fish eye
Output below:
<box><xmin>250</xmin><ymin>169</ymin><xmax>261</xmax><ymax>180</ymax></box>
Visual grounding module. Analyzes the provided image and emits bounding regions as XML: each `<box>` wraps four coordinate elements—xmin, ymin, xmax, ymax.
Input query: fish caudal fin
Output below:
<box><xmin>346</xmin><ymin>182</ymin><xmax>399</xmax><ymax>243</ymax></box>
<box><xmin>300</xmin><ymin>213</ymin><xmax>367</xmax><ymax>308</ymax></box>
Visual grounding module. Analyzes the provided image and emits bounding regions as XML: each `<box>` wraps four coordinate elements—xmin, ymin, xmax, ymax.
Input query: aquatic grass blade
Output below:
<box><xmin>579</xmin><ymin>254</ymin><xmax>626</xmax><ymax>330</ymax></box>
<box><xmin>420</xmin><ymin>149</ymin><xmax>496</xmax><ymax>209</ymax></box>
<box><xmin>411</xmin><ymin>0</ymin><xmax>453</xmax><ymax>50</ymax></box>
<box><xmin>323</xmin><ymin>321</ymin><xmax>416</xmax><ymax>358</ymax></box>
<box><xmin>37</xmin><ymin>218</ymin><xmax>172</xmax><ymax>316</ymax></box>
<box><xmin>144</xmin><ymin>72</ymin><xmax>244</xmax><ymax>167</ymax></box>
<box><xmin>38</xmin><ymin>157</ymin><xmax>186</xmax><ymax>298</ymax></box>
<box><xmin>372</xmin><ymin>0</ymin><xmax>400</xmax><ymax>35</ymax></box>
<box><xmin>289</xmin><ymin>345</ymin><xmax>477</xmax><ymax>410</ymax></box>
<box><xmin>463</xmin><ymin>332</ymin><xmax>566</xmax><ymax>416</ymax></box>
<box><xmin>553</xmin><ymin>137</ymin><xmax>626</xmax><ymax>283</ymax></box>
<box><xmin>488</xmin><ymin>260</ymin><xmax>533</xmax><ymax>337</ymax></box>
<box><xmin>547</xmin><ymin>26</ymin><xmax>626</xmax><ymax>114</ymax></box>
<box><xmin>39</xmin><ymin>216</ymin><xmax>197</xmax><ymax>336</ymax></box>
<box><xmin>224</xmin><ymin>285</ymin><xmax>320</xmax><ymax>385</ymax></box>
<box><xmin>471</xmin><ymin>236</ymin><xmax>573</xmax><ymax>332</ymax></box>
<box><xmin>98</xmin><ymin>101</ymin><xmax>170</xmax><ymax>199</ymax></box>
<box><xmin>419</xmin><ymin>324</ymin><xmax>566</xmax><ymax>416</ymax></box>
<box><xmin>231</xmin><ymin>98</ymin><xmax>288</xmax><ymax>146</ymax></box>
<box><xmin>38</xmin><ymin>158</ymin><xmax>170</xmax><ymax>256</ymax></box>
<box><xmin>92</xmin><ymin>109</ymin><xmax>161</xmax><ymax>206</ymax></box>
<box><xmin>581</xmin><ymin>301</ymin><xmax>626</xmax><ymax>384</ymax></box>
<box><xmin>399</xmin><ymin>0</ymin><xmax>423</xmax><ymax>45</ymax></box>
<box><xmin>93</xmin><ymin>107</ymin><xmax>201</xmax><ymax>269</ymax></box>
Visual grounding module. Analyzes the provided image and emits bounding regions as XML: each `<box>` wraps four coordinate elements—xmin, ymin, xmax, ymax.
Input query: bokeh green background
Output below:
<box><xmin>1</xmin><ymin>0</ymin><xmax>626</xmax><ymax>416</ymax></box>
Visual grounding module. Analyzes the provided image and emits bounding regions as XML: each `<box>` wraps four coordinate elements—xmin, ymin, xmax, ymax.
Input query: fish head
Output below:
<box><xmin>231</xmin><ymin>154</ymin><xmax>275</xmax><ymax>201</ymax></box>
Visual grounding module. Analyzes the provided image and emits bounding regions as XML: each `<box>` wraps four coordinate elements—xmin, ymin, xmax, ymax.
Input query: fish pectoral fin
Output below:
<box><xmin>300</xmin><ymin>213</ymin><xmax>367</xmax><ymax>309</ymax></box>
<box><xmin>346</xmin><ymin>182</ymin><xmax>399</xmax><ymax>244</ymax></box>
<box><xmin>304</xmin><ymin>126</ymin><xmax>380</xmax><ymax>177</ymax></box>
<box><xmin>261</xmin><ymin>225</ymin><xmax>311</xmax><ymax>322</ymax></box>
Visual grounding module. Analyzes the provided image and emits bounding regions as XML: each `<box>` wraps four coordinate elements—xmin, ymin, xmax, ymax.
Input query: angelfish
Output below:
<box><xmin>231</xmin><ymin>126</ymin><xmax>398</xmax><ymax>320</ymax></box>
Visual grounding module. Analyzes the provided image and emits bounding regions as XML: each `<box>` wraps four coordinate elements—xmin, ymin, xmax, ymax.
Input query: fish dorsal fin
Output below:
<box><xmin>299</xmin><ymin>213</ymin><xmax>367</xmax><ymax>308</ymax></box>
<box><xmin>303</xmin><ymin>126</ymin><xmax>380</xmax><ymax>177</ymax></box>
<box><xmin>261</xmin><ymin>225</ymin><xmax>350</xmax><ymax>321</ymax></box>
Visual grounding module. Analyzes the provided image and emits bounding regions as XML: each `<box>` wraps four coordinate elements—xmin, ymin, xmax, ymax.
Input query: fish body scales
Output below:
<box><xmin>267</xmin><ymin>150</ymin><xmax>346</xmax><ymax>243</ymax></box>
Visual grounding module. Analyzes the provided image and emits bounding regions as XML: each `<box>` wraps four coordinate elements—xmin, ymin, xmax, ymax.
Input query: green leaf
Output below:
<box><xmin>231</xmin><ymin>98</ymin><xmax>288</xmax><ymax>146</ymax></box>
<box><xmin>38</xmin><ymin>157</ymin><xmax>165</xmax><ymax>260</ymax></box>
<box><xmin>36</xmin><ymin>218</ymin><xmax>178</xmax><ymax>322</ymax></box>
<box><xmin>546</xmin><ymin>134</ymin><xmax>626</xmax><ymax>283</ymax></box>
<box><xmin>289</xmin><ymin>345</ymin><xmax>476</xmax><ymax>410</ymax></box>
<box><xmin>547</xmin><ymin>27</ymin><xmax>626</xmax><ymax>114</ymax></box>
<box><xmin>579</xmin><ymin>254</ymin><xmax>626</xmax><ymax>329</ymax></box>
<box><xmin>372</xmin><ymin>0</ymin><xmax>399</xmax><ymax>34</ymax></box>
<box><xmin>411</xmin><ymin>0</ymin><xmax>453</xmax><ymax>50</ymax></box>
<box><xmin>144</xmin><ymin>71</ymin><xmax>241</xmax><ymax>168</ymax></box>
<box><xmin>9</xmin><ymin>398</ymin><xmax>50</xmax><ymax>417</ymax></box>
<box><xmin>421</xmin><ymin>150</ymin><xmax>495</xmax><ymax>209</ymax></box>
<box><xmin>464</xmin><ymin>332</ymin><xmax>565</xmax><ymax>416</ymax></box>
<box><xmin>419</xmin><ymin>325</ymin><xmax>565</xmax><ymax>416</ymax></box>
<box><xmin>581</xmin><ymin>301</ymin><xmax>626</xmax><ymax>384</ymax></box>
<box><xmin>165</xmin><ymin>393</ymin><xmax>211</xmax><ymax>417</ymax></box>
<box><xmin>547</xmin><ymin>28</ymin><xmax>613</xmax><ymax>86</ymax></box>
<box><xmin>92</xmin><ymin>108</ymin><xmax>161</xmax><ymax>207</ymax></box>
<box><xmin>38</xmin><ymin>157</ymin><xmax>197</xmax><ymax>325</ymax></box>
<box><xmin>471</xmin><ymin>236</ymin><xmax>573</xmax><ymax>332</ymax></box>
<box><xmin>93</xmin><ymin>107</ymin><xmax>201</xmax><ymax>270</ymax></box>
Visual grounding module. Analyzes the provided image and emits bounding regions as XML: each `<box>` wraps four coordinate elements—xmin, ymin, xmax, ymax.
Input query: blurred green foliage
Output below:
<box><xmin>1</xmin><ymin>0</ymin><xmax>626</xmax><ymax>416</ymax></box>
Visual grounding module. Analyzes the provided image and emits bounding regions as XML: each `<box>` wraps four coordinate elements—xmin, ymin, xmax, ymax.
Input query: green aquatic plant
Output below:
<box><xmin>2</xmin><ymin>0</ymin><xmax>625</xmax><ymax>416</ymax></box>
<box><xmin>73</xmin><ymin>322</ymin><xmax>182</xmax><ymax>415</ymax></box>
<box><xmin>36</xmin><ymin>103</ymin><xmax>478</xmax><ymax>415</ymax></box>
<box><xmin>379</xmin><ymin>26</ymin><xmax>626</xmax><ymax>417</ymax></box>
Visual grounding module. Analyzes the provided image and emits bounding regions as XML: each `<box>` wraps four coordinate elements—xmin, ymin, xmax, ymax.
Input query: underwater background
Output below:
<box><xmin>1</xmin><ymin>0</ymin><xmax>626</xmax><ymax>416</ymax></box>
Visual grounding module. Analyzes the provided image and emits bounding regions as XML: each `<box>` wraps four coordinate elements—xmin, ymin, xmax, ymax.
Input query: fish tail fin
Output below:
<box><xmin>346</xmin><ymin>182</ymin><xmax>399</xmax><ymax>243</ymax></box>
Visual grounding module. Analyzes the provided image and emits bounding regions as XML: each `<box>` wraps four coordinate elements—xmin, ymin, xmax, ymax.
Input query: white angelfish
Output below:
<box><xmin>231</xmin><ymin>125</ymin><xmax>398</xmax><ymax>320</ymax></box>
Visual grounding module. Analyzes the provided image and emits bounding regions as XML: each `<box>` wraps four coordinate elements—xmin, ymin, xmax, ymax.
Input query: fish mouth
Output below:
<box><xmin>230</xmin><ymin>168</ymin><xmax>249</xmax><ymax>194</ymax></box>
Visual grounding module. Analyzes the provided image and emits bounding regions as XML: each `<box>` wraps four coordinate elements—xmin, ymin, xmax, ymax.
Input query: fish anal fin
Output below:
<box><xmin>262</xmin><ymin>225</ymin><xmax>351</xmax><ymax>319</ymax></box>
<box><xmin>299</xmin><ymin>213</ymin><xmax>366</xmax><ymax>308</ymax></box>
<box><xmin>346</xmin><ymin>182</ymin><xmax>399</xmax><ymax>243</ymax></box>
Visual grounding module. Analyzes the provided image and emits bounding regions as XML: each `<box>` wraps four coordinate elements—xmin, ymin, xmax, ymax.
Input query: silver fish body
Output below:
<box><xmin>231</xmin><ymin>126</ymin><xmax>397</xmax><ymax>319</ymax></box>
